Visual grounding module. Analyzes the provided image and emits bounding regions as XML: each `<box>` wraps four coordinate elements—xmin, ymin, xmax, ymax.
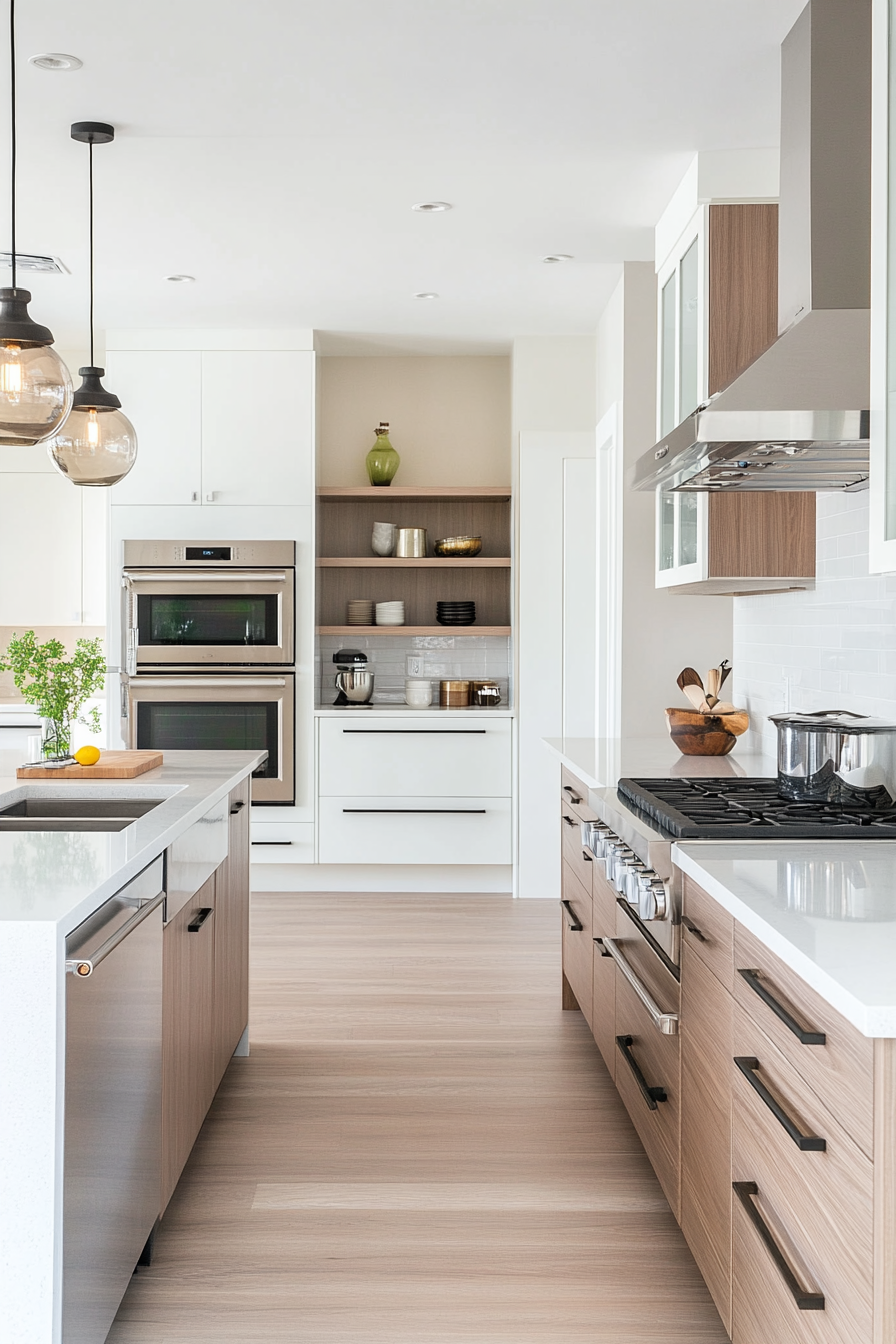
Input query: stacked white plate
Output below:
<box><xmin>375</xmin><ymin>601</ymin><xmax>405</xmax><ymax>627</ymax></box>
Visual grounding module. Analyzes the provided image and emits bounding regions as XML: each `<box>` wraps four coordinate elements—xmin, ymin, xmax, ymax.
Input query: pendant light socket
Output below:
<box><xmin>0</xmin><ymin>286</ymin><xmax>54</xmax><ymax>345</ymax></box>
<box><xmin>71</xmin><ymin>366</ymin><xmax>121</xmax><ymax>411</ymax></box>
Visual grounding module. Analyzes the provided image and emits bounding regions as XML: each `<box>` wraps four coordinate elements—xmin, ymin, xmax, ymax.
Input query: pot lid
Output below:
<box><xmin>769</xmin><ymin>711</ymin><xmax>896</xmax><ymax>732</ymax></box>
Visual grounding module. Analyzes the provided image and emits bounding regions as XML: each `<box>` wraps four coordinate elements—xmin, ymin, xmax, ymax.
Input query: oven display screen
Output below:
<box><xmin>137</xmin><ymin>595</ymin><xmax>279</xmax><ymax>646</ymax></box>
<box><xmin>136</xmin><ymin>702</ymin><xmax>279</xmax><ymax>777</ymax></box>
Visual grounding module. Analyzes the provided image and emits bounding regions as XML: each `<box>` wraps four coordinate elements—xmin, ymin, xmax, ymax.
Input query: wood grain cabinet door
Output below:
<box><xmin>560</xmin><ymin>863</ymin><xmax>593</xmax><ymax>1026</ymax></box>
<box><xmin>161</xmin><ymin>872</ymin><xmax>217</xmax><ymax>1211</ymax></box>
<box><xmin>680</xmin><ymin>940</ymin><xmax>733</xmax><ymax>1335</ymax></box>
<box><xmin>213</xmin><ymin>779</ymin><xmax>251</xmax><ymax>1085</ymax></box>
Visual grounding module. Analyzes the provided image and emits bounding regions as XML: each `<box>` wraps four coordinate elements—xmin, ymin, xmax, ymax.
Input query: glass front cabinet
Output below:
<box><xmin>871</xmin><ymin>0</ymin><xmax>896</xmax><ymax>571</ymax></box>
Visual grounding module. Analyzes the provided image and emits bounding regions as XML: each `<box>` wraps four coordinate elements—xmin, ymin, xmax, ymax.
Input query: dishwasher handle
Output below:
<box><xmin>66</xmin><ymin>889</ymin><xmax>165</xmax><ymax>978</ymax></box>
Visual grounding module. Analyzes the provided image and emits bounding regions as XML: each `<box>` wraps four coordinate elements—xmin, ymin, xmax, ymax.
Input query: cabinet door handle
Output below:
<box><xmin>342</xmin><ymin>808</ymin><xmax>486</xmax><ymax>815</ymax></box>
<box><xmin>602</xmin><ymin>937</ymin><xmax>679</xmax><ymax>1035</ymax></box>
<box><xmin>732</xmin><ymin>1182</ymin><xmax>825</xmax><ymax>1310</ymax></box>
<box><xmin>615</xmin><ymin>1035</ymin><xmax>667</xmax><ymax>1110</ymax></box>
<box><xmin>737</xmin><ymin>968</ymin><xmax>826</xmax><ymax>1045</ymax></box>
<box><xmin>734</xmin><ymin>1057</ymin><xmax>826</xmax><ymax>1152</ymax></box>
<box><xmin>562</xmin><ymin>814</ymin><xmax>577</xmax><ymax>828</ymax></box>
<box><xmin>341</xmin><ymin>729</ymin><xmax>487</xmax><ymax>735</ymax></box>
<box><xmin>251</xmin><ymin>840</ymin><xmax>293</xmax><ymax>846</ymax></box>
<box><xmin>188</xmin><ymin>907</ymin><xmax>214</xmax><ymax>933</ymax></box>
<box><xmin>563</xmin><ymin>785</ymin><xmax>583</xmax><ymax>804</ymax></box>
<box><xmin>581</xmin><ymin>849</ymin><xmax>592</xmax><ymax>862</ymax></box>
<box><xmin>230</xmin><ymin>800</ymin><xmax>245</xmax><ymax>814</ymax></box>
<box><xmin>681</xmin><ymin>915</ymin><xmax>706</xmax><ymax>943</ymax></box>
<box><xmin>594</xmin><ymin>937</ymin><xmax>613</xmax><ymax>958</ymax></box>
<box><xmin>560</xmin><ymin>899</ymin><xmax>583</xmax><ymax>932</ymax></box>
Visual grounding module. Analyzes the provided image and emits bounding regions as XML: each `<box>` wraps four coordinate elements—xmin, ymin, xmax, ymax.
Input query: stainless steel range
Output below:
<box><xmin>581</xmin><ymin>776</ymin><xmax>896</xmax><ymax>975</ymax></box>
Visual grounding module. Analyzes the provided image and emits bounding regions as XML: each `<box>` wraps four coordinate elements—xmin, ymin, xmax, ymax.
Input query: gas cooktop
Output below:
<box><xmin>617</xmin><ymin>777</ymin><xmax>896</xmax><ymax>841</ymax></box>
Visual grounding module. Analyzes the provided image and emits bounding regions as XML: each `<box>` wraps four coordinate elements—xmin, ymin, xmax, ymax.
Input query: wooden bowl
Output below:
<box><xmin>665</xmin><ymin>707</ymin><xmax>749</xmax><ymax>757</ymax></box>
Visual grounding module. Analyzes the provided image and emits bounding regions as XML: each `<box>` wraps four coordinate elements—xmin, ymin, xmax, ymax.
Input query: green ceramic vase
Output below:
<box><xmin>366</xmin><ymin>422</ymin><xmax>400</xmax><ymax>486</ymax></box>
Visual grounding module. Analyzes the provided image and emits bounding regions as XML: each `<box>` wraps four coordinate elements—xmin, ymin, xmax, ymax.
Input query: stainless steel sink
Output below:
<box><xmin>0</xmin><ymin>797</ymin><xmax>163</xmax><ymax>831</ymax></box>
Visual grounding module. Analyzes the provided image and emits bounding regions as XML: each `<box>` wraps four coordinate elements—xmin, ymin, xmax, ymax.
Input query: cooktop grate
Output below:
<box><xmin>617</xmin><ymin>777</ymin><xmax>896</xmax><ymax>841</ymax></box>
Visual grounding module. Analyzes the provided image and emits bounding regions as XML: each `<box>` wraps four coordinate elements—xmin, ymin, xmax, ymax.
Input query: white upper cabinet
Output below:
<box><xmin>104</xmin><ymin>340</ymin><xmax>315</xmax><ymax>509</ymax></box>
<box><xmin>871</xmin><ymin>0</ymin><xmax>896</xmax><ymax>572</ymax></box>
<box><xmin>657</xmin><ymin>209</ymin><xmax>707</xmax><ymax>438</ymax></box>
<box><xmin>104</xmin><ymin>351</ymin><xmax>202</xmax><ymax>506</ymax></box>
<box><xmin>200</xmin><ymin>351</ymin><xmax>313</xmax><ymax>507</ymax></box>
<box><xmin>0</xmin><ymin>474</ymin><xmax>84</xmax><ymax>624</ymax></box>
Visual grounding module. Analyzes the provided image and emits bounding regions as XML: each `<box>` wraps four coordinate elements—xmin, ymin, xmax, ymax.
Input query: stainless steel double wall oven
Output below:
<box><xmin>121</xmin><ymin>541</ymin><xmax>295</xmax><ymax>803</ymax></box>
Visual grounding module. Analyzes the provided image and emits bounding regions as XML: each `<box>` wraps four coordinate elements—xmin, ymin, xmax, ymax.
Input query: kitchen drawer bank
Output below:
<box><xmin>318</xmin><ymin>714</ymin><xmax>512</xmax><ymax>864</ymax></box>
<box><xmin>558</xmin><ymin>771</ymin><xmax>896</xmax><ymax>1344</ymax></box>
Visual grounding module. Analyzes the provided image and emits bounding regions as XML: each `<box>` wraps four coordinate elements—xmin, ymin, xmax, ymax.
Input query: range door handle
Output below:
<box><xmin>733</xmin><ymin>1181</ymin><xmax>825</xmax><ymax>1311</ymax></box>
<box><xmin>66</xmin><ymin>889</ymin><xmax>165</xmax><ymax>977</ymax></box>
<box><xmin>737</xmin><ymin>968</ymin><xmax>826</xmax><ymax>1045</ymax></box>
<box><xmin>600</xmin><ymin>937</ymin><xmax>679</xmax><ymax>1035</ymax></box>
<box><xmin>734</xmin><ymin>1057</ymin><xmax>826</xmax><ymax>1151</ymax></box>
<box><xmin>615</xmin><ymin>1035</ymin><xmax>667</xmax><ymax>1110</ymax></box>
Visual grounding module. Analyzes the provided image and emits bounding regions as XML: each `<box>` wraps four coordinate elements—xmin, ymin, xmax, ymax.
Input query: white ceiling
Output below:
<box><xmin>4</xmin><ymin>0</ymin><xmax>806</xmax><ymax>354</ymax></box>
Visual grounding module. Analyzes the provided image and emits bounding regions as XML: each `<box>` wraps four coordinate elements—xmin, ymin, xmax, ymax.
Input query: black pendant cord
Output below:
<box><xmin>9</xmin><ymin>0</ymin><xmax>15</xmax><ymax>291</ymax></box>
<box><xmin>88</xmin><ymin>140</ymin><xmax>94</xmax><ymax>366</ymax></box>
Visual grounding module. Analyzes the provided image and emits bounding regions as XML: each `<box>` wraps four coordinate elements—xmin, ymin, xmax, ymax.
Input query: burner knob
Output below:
<box><xmin>637</xmin><ymin>873</ymin><xmax>669</xmax><ymax>921</ymax></box>
<box><xmin>587</xmin><ymin>825</ymin><xmax>613</xmax><ymax>858</ymax></box>
<box><xmin>601</xmin><ymin>839</ymin><xmax>625</xmax><ymax>882</ymax></box>
<box><xmin>622</xmin><ymin>862</ymin><xmax>648</xmax><ymax>905</ymax></box>
<box><xmin>609</xmin><ymin>846</ymin><xmax>635</xmax><ymax>889</ymax></box>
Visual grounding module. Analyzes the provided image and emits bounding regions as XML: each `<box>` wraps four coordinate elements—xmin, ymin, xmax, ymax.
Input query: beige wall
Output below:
<box><xmin>318</xmin><ymin>356</ymin><xmax>511</xmax><ymax>486</ymax></box>
<box><xmin>0</xmin><ymin>626</ymin><xmax>105</xmax><ymax>702</ymax></box>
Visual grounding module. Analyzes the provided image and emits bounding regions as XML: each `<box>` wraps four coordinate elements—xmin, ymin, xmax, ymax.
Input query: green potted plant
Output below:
<box><xmin>0</xmin><ymin>632</ymin><xmax>105</xmax><ymax>761</ymax></box>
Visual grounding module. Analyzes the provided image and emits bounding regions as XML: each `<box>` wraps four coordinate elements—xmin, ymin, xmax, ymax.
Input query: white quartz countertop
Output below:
<box><xmin>542</xmin><ymin>734</ymin><xmax>776</xmax><ymax>788</ymax></box>
<box><xmin>0</xmin><ymin>750</ymin><xmax>264</xmax><ymax>934</ymax></box>
<box><xmin>316</xmin><ymin>704</ymin><xmax>513</xmax><ymax>717</ymax></box>
<box><xmin>674</xmin><ymin>842</ymin><xmax>896</xmax><ymax>1037</ymax></box>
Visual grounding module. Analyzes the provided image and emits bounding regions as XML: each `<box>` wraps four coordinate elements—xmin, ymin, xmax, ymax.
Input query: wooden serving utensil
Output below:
<box><xmin>705</xmin><ymin>667</ymin><xmax>721</xmax><ymax>704</ymax></box>
<box><xmin>677</xmin><ymin>667</ymin><xmax>705</xmax><ymax>695</ymax></box>
<box><xmin>682</xmin><ymin>683</ymin><xmax>711</xmax><ymax>713</ymax></box>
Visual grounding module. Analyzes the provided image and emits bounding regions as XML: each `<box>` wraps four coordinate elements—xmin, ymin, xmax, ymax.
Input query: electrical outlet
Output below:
<box><xmin>406</xmin><ymin>655</ymin><xmax>424</xmax><ymax>678</ymax></box>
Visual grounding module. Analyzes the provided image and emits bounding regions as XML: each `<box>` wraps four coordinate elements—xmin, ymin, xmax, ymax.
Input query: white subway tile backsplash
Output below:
<box><xmin>733</xmin><ymin>494</ymin><xmax>896</xmax><ymax>754</ymax></box>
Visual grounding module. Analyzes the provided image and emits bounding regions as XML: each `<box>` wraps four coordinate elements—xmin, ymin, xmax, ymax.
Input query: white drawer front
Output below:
<box><xmin>318</xmin><ymin>795</ymin><xmax>512</xmax><ymax>865</ymax></box>
<box><xmin>250</xmin><ymin>821</ymin><xmax>315</xmax><ymax>864</ymax></box>
<box><xmin>319</xmin><ymin>718</ymin><xmax>512</xmax><ymax>797</ymax></box>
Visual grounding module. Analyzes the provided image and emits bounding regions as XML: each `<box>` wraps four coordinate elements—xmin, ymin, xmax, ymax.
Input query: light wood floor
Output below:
<box><xmin>109</xmin><ymin>893</ymin><xmax>729</xmax><ymax>1344</ymax></box>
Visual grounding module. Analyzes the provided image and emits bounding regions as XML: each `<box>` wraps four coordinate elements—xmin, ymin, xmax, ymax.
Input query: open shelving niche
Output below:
<box><xmin>315</xmin><ymin>485</ymin><xmax>512</xmax><ymax>635</ymax></box>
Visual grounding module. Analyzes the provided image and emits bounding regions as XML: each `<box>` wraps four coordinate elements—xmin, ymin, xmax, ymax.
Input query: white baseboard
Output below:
<box><xmin>251</xmin><ymin>863</ymin><xmax>514</xmax><ymax>893</ymax></box>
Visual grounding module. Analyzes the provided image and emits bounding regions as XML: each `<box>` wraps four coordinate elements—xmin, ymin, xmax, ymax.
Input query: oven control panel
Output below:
<box><xmin>122</xmin><ymin>540</ymin><xmax>295</xmax><ymax>568</ymax></box>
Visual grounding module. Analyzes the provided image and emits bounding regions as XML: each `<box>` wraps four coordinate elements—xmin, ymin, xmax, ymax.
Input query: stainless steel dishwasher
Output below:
<box><xmin>63</xmin><ymin>856</ymin><xmax>165</xmax><ymax>1344</ymax></box>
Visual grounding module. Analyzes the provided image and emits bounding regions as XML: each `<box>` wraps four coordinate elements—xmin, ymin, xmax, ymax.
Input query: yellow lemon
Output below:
<box><xmin>74</xmin><ymin>745</ymin><xmax>101</xmax><ymax>767</ymax></box>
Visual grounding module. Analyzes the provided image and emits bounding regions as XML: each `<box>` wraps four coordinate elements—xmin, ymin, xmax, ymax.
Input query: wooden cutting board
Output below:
<box><xmin>17</xmin><ymin>750</ymin><xmax>164</xmax><ymax>780</ymax></box>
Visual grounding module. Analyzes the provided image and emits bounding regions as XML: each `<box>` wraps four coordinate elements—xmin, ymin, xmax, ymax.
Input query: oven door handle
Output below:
<box><xmin>122</xmin><ymin>570</ymin><xmax>290</xmax><ymax>583</ymax></box>
<box><xmin>128</xmin><ymin>677</ymin><xmax>288</xmax><ymax>688</ymax></box>
<box><xmin>599</xmin><ymin>937</ymin><xmax>679</xmax><ymax>1036</ymax></box>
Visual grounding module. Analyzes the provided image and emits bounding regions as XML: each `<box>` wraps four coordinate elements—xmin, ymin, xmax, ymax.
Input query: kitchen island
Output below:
<box><xmin>0</xmin><ymin>750</ymin><xmax>264</xmax><ymax>1344</ymax></box>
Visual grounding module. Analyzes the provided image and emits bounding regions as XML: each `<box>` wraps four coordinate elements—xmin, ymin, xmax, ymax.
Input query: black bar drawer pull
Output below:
<box><xmin>342</xmin><ymin>808</ymin><xmax>486</xmax><ymax>815</ymax></box>
<box><xmin>563</xmin><ymin>785</ymin><xmax>583</xmax><ymax>804</ymax></box>
<box><xmin>560</xmin><ymin>899</ymin><xmax>583</xmax><ymax>932</ymax></box>
<box><xmin>733</xmin><ymin>1181</ymin><xmax>825</xmax><ymax>1310</ymax></box>
<box><xmin>681</xmin><ymin>915</ymin><xmax>706</xmax><ymax>943</ymax></box>
<box><xmin>594</xmin><ymin>937</ymin><xmax>613</xmax><ymax>958</ymax></box>
<box><xmin>252</xmin><ymin>840</ymin><xmax>293</xmax><ymax>846</ymax></box>
<box><xmin>734</xmin><ymin>1057</ymin><xmax>826</xmax><ymax>1152</ymax></box>
<box><xmin>188</xmin><ymin>907</ymin><xmax>214</xmax><ymax>933</ymax></box>
<box><xmin>342</xmin><ymin>729</ymin><xmax>487</xmax><ymax>735</ymax></box>
<box><xmin>738</xmin><ymin>968</ymin><xmax>826</xmax><ymax>1045</ymax></box>
<box><xmin>615</xmin><ymin>1035</ymin><xmax>667</xmax><ymax>1110</ymax></box>
<box><xmin>230</xmin><ymin>800</ymin><xmax>245</xmax><ymax>814</ymax></box>
<box><xmin>562</xmin><ymin>814</ymin><xmax>577</xmax><ymax>828</ymax></box>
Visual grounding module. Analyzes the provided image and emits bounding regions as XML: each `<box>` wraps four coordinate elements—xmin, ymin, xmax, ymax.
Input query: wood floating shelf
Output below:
<box><xmin>317</xmin><ymin>486</ymin><xmax>512</xmax><ymax>502</ymax></box>
<box><xmin>318</xmin><ymin>625</ymin><xmax>511</xmax><ymax>637</ymax></box>
<box><xmin>316</xmin><ymin>556</ymin><xmax>511</xmax><ymax>568</ymax></box>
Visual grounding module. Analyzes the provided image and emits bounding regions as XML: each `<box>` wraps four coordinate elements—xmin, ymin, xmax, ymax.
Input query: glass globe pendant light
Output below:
<box><xmin>0</xmin><ymin>0</ymin><xmax>72</xmax><ymax>445</ymax></box>
<box><xmin>48</xmin><ymin>122</ymin><xmax>137</xmax><ymax>486</ymax></box>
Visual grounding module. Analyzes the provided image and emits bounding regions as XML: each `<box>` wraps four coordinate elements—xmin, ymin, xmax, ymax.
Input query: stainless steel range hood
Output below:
<box><xmin>633</xmin><ymin>0</ymin><xmax>871</xmax><ymax>493</ymax></box>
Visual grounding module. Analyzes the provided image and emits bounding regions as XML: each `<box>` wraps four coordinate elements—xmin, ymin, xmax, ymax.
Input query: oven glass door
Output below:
<box><xmin>126</xmin><ymin>673</ymin><xmax>294</xmax><ymax>804</ymax></box>
<box><xmin>125</xmin><ymin>570</ymin><xmax>294</xmax><ymax>667</ymax></box>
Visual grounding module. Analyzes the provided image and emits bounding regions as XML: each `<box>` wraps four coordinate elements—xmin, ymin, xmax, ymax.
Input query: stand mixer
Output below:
<box><xmin>333</xmin><ymin>649</ymin><xmax>374</xmax><ymax>706</ymax></box>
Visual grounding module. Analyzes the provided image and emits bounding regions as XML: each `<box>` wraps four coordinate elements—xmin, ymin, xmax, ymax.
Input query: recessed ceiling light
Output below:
<box><xmin>165</xmin><ymin>274</ymin><xmax>195</xmax><ymax>283</ymax></box>
<box><xmin>414</xmin><ymin>292</ymin><xmax>439</xmax><ymax>300</ymax></box>
<box><xmin>29</xmin><ymin>52</ymin><xmax>82</xmax><ymax>71</ymax></box>
<box><xmin>412</xmin><ymin>201</ymin><xmax>452</xmax><ymax>213</ymax></box>
<box><xmin>542</xmin><ymin>254</ymin><xmax>574</xmax><ymax>264</ymax></box>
